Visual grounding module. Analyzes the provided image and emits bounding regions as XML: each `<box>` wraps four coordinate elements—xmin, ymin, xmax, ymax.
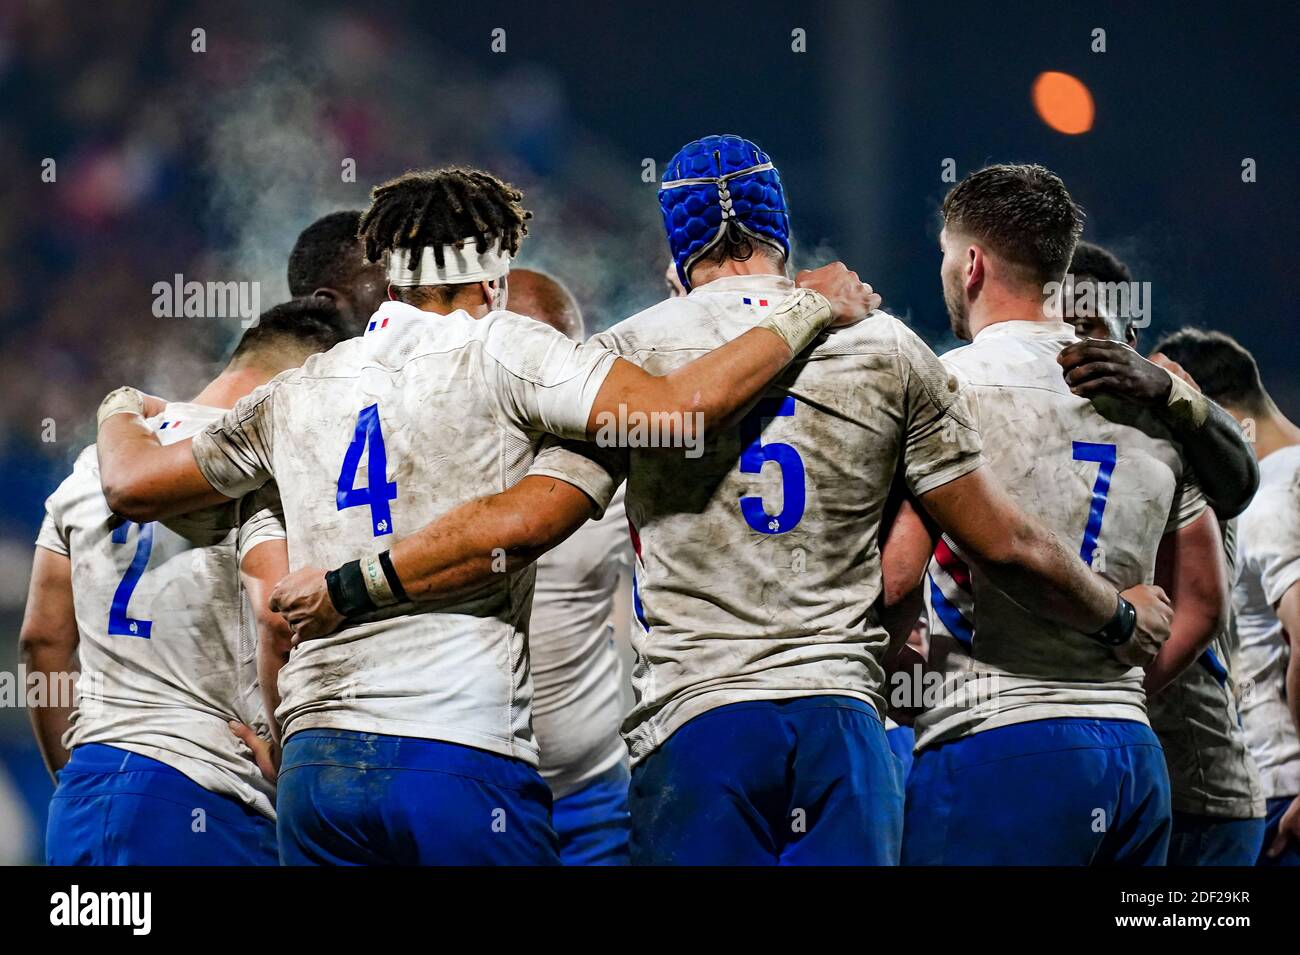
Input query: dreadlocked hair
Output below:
<box><xmin>358</xmin><ymin>167</ymin><xmax>531</xmax><ymax>268</ymax></box>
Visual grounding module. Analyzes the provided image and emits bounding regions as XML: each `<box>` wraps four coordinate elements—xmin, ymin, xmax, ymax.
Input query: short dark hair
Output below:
<box><xmin>942</xmin><ymin>163</ymin><xmax>1084</xmax><ymax>286</ymax></box>
<box><xmin>1149</xmin><ymin>328</ymin><xmax>1270</xmax><ymax>415</ymax></box>
<box><xmin>690</xmin><ymin>231</ymin><xmax>785</xmax><ymax>277</ymax></box>
<box><xmin>287</xmin><ymin>210</ymin><xmax>365</xmax><ymax>296</ymax></box>
<box><xmin>1069</xmin><ymin>240</ymin><xmax>1132</xmax><ymax>285</ymax></box>
<box><xmin>229</xmin><ymin>298</ymin><xmax>350</xmax><ymax>367</ymax></box>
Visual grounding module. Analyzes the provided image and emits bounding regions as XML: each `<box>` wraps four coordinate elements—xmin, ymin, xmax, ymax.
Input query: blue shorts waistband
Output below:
<box><xmin>281</xmin><ymin>729</ymin><xmax>545</xmax><ymax>793</ymax></box>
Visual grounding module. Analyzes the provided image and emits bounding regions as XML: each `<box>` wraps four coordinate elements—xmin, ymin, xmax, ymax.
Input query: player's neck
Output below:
<box><xmin>190</xmin><ymin>367</ymin><xmax>273</xmax><ymax>410</ymax></box>
<box><xmin>1250</xmin><ymin>407</ymin><xmax>1300</xmax><ymax>462</ymax></box>
<box><xmin>967</xmin><ymin>287</ymin><xmax>1052</xmax><ymax>338</ymax></box>
<box><xmin>689</xmin><ymin>258</ymin><xmax>786</xmax><ymax>289</ymax></box>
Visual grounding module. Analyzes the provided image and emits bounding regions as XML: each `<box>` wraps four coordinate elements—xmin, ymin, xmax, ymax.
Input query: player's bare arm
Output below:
<box><xmin>18</xmin><ymin>547</ymin><xmax>79</xmax><ymax>779</ymax></box>
<box><xmin>1057</xmin><ymin>339</ymin><xmax>1259</xmax><ymax>518</ymax></box>
<box><xmin>95</xmin><ymin>388</ymin><xmax>229</xmax><ymax>522</ymax></box>
<box><xmin>899</xmin><ymin>465</ymin><xmax>1174</xmax><ymax>666</ymax></box>
<box><xmin>1142</xmin><ymin>510</ymin><xmax>1229</xmax><ymax>695</ymax></box>
<box><xmin>878</xmin><ymin>494</ymin><xmax>937</xmax><ymax>664</ymax></box>
<box><xmin>1267</xmin><ymin>580</ymin><xmax>1300</xmax><ymax>857</ymax></box>
<box><xmin>584</xmin><ymin>263</ymin><xmax>879</xmax><ymax>441</ymax></box>
<box><xmin>239</xmin><ymin>539</ymin><xmax>293</xmax><ymax>760</ymax></box>
<box><xmin>270</xmin><ymin>475</ymin><xmax>596</xmax><ymax>641</ymax></box>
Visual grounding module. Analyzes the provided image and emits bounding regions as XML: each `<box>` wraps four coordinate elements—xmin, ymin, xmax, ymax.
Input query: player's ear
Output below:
<box><xmin>966</xmin><ymin>245</ymin><xmax>984</xmax><ymax>290</ymax></box>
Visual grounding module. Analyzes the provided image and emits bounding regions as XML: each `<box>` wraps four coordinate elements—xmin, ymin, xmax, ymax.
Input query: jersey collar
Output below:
<box><xmin>689</xmin><ymin>274</ymin><xmax>795</xmax><ymax>296</ymax></box>
<box><xmin>973</xmin><ymin>319</ymin><xmax>1076</xmax><ymax>342</ymax></box>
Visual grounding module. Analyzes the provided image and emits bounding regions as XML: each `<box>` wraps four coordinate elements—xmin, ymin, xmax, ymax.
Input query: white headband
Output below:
<box><xmin>386</xmin><ymin>237</ymin><xmax>511</xmax><ymax>287</ymax></box>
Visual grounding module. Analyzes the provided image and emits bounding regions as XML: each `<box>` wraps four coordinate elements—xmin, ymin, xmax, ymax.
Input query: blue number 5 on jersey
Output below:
<box><xmin>738</xmin><ymin>395</ymin><xmax>806</xmax><ymax>534</ymax></box>
<box><xmin>337</xmin><ymin>404</ymin><xmax>398</xmax><ymax>536</ymax></box>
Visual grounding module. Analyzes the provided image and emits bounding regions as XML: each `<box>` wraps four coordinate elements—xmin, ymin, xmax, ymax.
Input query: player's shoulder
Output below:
<box><xmin>814</xmin><ymin>309</ymin><xmax>917</xmax><ymax>357</ymax></box>
<box><xmin>43</xmin><ymin>443</ymin><xmax>104</xmax><ymax>528</ymax></box>
<box><xmin>593</xmin><ymin>296</ymin><xmax>709</xmax><ymax>355</ymax></box>
<box><xmin>1243</xmin><ymin>446</ymin><xmax>1300</xmax><ymax>522</ymax></box>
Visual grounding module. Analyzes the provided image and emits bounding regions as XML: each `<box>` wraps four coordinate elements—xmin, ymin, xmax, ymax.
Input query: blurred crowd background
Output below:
<box><xmin>0</xmin><ymin>0</ymin><xmax>1293</xmax><ymax>861</ymax></box>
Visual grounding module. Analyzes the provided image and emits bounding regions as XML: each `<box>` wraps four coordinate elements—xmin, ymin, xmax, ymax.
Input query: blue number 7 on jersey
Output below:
<box><xmin>1072</xmin><ymin>441</ymin><xmax>1117</xmax><ymax>565</ymax></box>
<box><xmin>337</xmin><ymin>403</ymin><xmax>398</xmax><ymax>536</ymax></box>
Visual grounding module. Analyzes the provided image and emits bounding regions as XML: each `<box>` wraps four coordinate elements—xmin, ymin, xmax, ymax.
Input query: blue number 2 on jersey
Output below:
<box><xmin>738</xmin><ymin>395</ymin><xmax>806</xmax><ymax>534</ymax></box>
<box><xmin>337</xmin><ymin>403</ymin><xmax>398</xmax><ymax>536</ymax></box>
<box><xmin>108</xmin><ymin>520</ymin><xmax>154</xmax><ymax>638</ymax></box>
<box><xmin>1072</xmin><ymin>441</ymin><xmax>1117</xmax><ymax>564</ymax></box>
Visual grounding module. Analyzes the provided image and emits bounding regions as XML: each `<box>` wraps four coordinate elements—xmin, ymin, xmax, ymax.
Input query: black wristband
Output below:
<box><xmin>377</xmin><ymin>549</ymin><xmax>410</xmax><ymax>604</ymax></box>
<box><xmin>325</xmin><ymin>560</ymin><xmax>378</xmax><ymax>620</ymax></box>
<box><xmin>1089</xmin><ymin>594</ymin><xmax>1137</xmax><ymax>647</ymax></box>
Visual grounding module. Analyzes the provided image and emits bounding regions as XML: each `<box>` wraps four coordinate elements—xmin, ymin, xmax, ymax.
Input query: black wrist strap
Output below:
<box><xmin>377</xmin><ymin>550</ymin><xmax>410</xmax><ymax>604</ymax></box>
<box><xmin>325</xmin><ymin>561</ymin><xmax>377</xmax><ymax>620</ymax></box>
<box><xmin>1089</xmin><ymin>594</ymin><xmax>1137</xmax><ymax>647</ymax></box>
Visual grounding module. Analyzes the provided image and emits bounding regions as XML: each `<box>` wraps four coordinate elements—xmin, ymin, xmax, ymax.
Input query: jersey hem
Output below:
<box><xmin>280</xmin><ymin>713</ymin><xmax>540</xmax><ymax>768</ymax></box>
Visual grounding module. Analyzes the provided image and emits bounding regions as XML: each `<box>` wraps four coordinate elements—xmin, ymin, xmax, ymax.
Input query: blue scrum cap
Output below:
<box><xmin>659</xmin><ymin>134</ymin><xmax>790</xmax><ymax>291</ymax></box>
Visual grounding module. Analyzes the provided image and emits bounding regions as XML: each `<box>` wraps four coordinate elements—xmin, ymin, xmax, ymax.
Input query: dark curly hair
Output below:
<box><xmin>358</xmin><ymin>167</ymin><xmax>531</xmax><ymax>270</ymax></box>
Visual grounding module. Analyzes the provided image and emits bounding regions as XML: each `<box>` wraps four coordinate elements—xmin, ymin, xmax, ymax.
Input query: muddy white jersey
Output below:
<box><xmin>36</xmin><ymin>404</ymin><xmax>279</xmax><ymax>819</ymax></box>
<box><xmin>916</xmin><ymin>321</ymin><xmax>1206</xmax><ymax>752</ymax></box>
<box><xmin>1234</xmin><ymin>444</ymin><xmax>1300</xmax><ymax>799</ymax></box>
<box><xmin>1148</xmin><ymin>520</ymin><xmax>1264</xmax><ymax>818</ymax></box>
<box><xmin>529</xmin><ymin>275</ymin><xmax>983</xmax><ymax>765</ymax></box>
<box><xmin>530</xmin><ymin>485</ymin><xmax>631</xmax><ymax>797</ymax></box>
<box><xmin>190</xmin><ymin>301</ymin><xmax>617</xmax><ymax>764</ymax></box>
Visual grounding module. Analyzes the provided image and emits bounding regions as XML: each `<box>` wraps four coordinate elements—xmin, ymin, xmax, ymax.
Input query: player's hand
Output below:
<box><xmin>269</xmin><ymin>567</ymin><xmax>344</xmax><ymax>644</ymax></box>
<box><xmin>1113</xmin><ymin>584</ymin><xmax>1173</xmax><ymax>667</ymax></box>
<box><xmin>139</xmin><ymin>392</ymin><xmax>168</xmax><ymax>418</ymax></box>
<box><xmin>795</xmin><ymin>263</ymin><xmax>881</xmax><ymax>327</ymax></box>
<box><xmin>1266</xmin><ymin>794</ymin><xmax>1300</xmax><ymax>859</ymax></box>
<box><xmin>228</xmin><ymin>720</ymin><xmax>279</xmax><ymax>783</ymax></box>
<box><xmin>1057</xmin><ymin>339</ymin><xmax>1172</xmax><ymax>405</ymax></box>
<box><xmin>1149</xmin><ymin>352</ymin><xmax>1202</xmax><ymax>391</ymax></box>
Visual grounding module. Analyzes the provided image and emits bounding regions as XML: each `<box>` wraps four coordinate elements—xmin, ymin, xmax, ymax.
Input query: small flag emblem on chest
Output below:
<box><xmin>367</xmin><ymin>317</ymin><xmax>391</xmax><ymax>332</ymax></box>
<box><xmin>742</xmin><ymin>297</ymin><xmax>769</xmax><ymax>307</ymax></box>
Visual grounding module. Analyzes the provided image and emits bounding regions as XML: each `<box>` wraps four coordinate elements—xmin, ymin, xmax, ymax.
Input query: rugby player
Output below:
<box><xmin>1151</xmin><ymin>328</ymin><xmax>1300</xmax><ymax>865</ymax></box>
<box><xmin>890</xmin><ymin>165</ymin><xmax>1224</xmax><ymax>865</ymax></box>
<box><xmin>1063</xmin><ymin>244</ymin><xmax>1265</xmax><ymax>865</ymax></box>
<box><xmin>508</xmin><ymin>267</ymin><xmax>634</xmax><ymax>865</ymax></box>
<box><xmin>20</xmin><ymin>300</ymin><xmax>348</xmax><ymax>864</ymax></box>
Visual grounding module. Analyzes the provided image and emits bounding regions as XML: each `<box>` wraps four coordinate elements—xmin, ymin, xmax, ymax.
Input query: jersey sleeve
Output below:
<box><xmin>35</xmin><ymin>507</ymin><xmax>69</xmax><ymax>557</ymax></box>
<box><xmin>482</xmin><ymin>313</ymin><xmax>618</xmax><ymax>440</ymax></box>
<box><xmin>1163</xmin><ymin>466</ymin><xmax>1209</xmax><ymax>535</ymax></box>
<box><xmin>1249</xmin><ymin>477</ymin><xmax>1300</xmax><ymax>607</ymax></box>
<box><xmin>34</xmin><ymin>470</ymin><xmax>77</xmax><ymax>556</ymax></box>
<box><xmin>527</xmin><ymin>437</ymin><xmax>628</xmax><ymax>520</ymax></box>
<box><xmin>236</xmin><ymin>481</ymin><xmax>287</xmax><ymax>561</ymax></box>
<box><xmin>899</xmin><ymin>329</ymin><xmax>984</xmax><ymax>497</ymax></box>
<box><xmin>191</xmin><ymin>380</ymin><xmax>278</xmax><ymax>499</ymax></box>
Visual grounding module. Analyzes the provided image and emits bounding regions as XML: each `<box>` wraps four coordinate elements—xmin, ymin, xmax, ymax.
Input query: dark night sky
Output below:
<box><xmin>443</xmin><ymin>0</ymin><xmax>1298</xmax><ymax>408</ymax></box>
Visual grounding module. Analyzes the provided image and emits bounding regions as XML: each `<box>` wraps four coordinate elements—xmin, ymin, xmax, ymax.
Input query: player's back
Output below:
<box><xmin>237</xmin><ymin>300</ymin><xmax>611</xmax><ymax>764</ymax></box>
<box><xmin>529</xmin><ymin>486</ymin><xmax>630</xmax><ymax>797</ymax></box>
<box><xmin>38</xmin><ymin>405</ymin><xmax>273</xmax><ymax>818</ymax></box>
<box><xmin>586</xmin><ymin>275</ymin><xmax>981</xmax><ymax>763</ymax></box>
<box><xmin>917</xmin><ymin>320</ymin><xmax>1204</xmax><ymax>749</ymax></box>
